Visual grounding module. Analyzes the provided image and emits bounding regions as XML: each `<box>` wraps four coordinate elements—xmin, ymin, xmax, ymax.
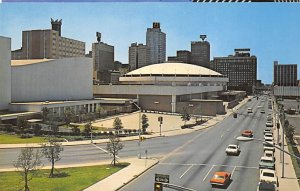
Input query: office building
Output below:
<box><xmin>273</xmin><ymin>61</ymin><xmax>297</xmax><ymax>86</ymax></box>
<box><xmin>129</xmin><ymin>43</ymin><xmax>150</xmax><ymax>70</ymax></box>
<box><xmin>168</xmin><ymin>50</ymin><xmax>191</xmax><ymax>63</ymax></box>
<box><xmin>191</xmin><ymin>35</ymin><xmax>210</xmax><ymax>68</ymax></box>
<box><xmin>213</xmin><ymin>49</ymin><xmax>257</xmax><ymax>94</ymax></box>
<box><xmin>11</xmin><ymin>19</ymin><xmax>85</xmax><ymax>60</ymax></box>
<box><xmin>0</xmin><ymin>36</ymin><xmax>11</xmax><ymax>110</ymax></box>
<box><xmin>146</xmin><ymin>22</ymin><xmax>166</xmax><ymax>64</ymax></box>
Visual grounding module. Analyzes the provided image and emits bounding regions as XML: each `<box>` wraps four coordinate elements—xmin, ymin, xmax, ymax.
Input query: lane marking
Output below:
<box><xmin>179</xmin><ymin>165</ymin><xmax>193</xmax><ymax>179</ymax></box>
<box><xmin>159</xmin><ymin>162</ymin><xmax>258</xmax><ymax>169</ymax></box>
<box><xmin>92</xmin><ymin>143</ymin><xmax>120</xmax><ymax>159</ymax></box>
<box><xmin>231</xmin><ymin>166</ymin><xmax>237</xmax><ymax>177</ymax></box>
<box><xmin>203</xmin><ymin>165</ymin><xmax>214</xmax><ymax>181</ymax></box>
<box><xmin>221</xmin><ymin>133</ymin><xmax>224</xmax><ymax>138</ymax></box>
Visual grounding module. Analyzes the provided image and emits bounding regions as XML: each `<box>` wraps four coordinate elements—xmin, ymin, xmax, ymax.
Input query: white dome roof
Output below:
<box><xmin>127</xmin><ymin>62</ymin><xmax>222</xmax><ymax>76</ymax></box>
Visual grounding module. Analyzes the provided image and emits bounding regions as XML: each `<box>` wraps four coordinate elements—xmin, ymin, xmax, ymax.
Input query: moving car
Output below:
<box><xmin>247</xmin><ymin>108</ymin><xmax>253</xmax><ymax>113</ymax></box>
<box><xmin>225</xmin><ymin>144</ymin><xmax>240</xmax><ymax>155</ymax></box>
<box><xmin>242</xmin><ymin>130</ymin><xmax>254</xmax><ymax>138</ymax></box>
<box><xmin>210</xmin><ymin>172</ymin><xmax>231</xmax><ymax>187</ymax></box>
<box><xmin>260</xmin><ymin>169</ymin><xmax>278</xmax><ymax>186</ymax></box>
<box><xmin>257</xmin><ymin>181</ymin><xmax>277</xmax><ymax>191</ymax></box>
<box><xmin>259</xmin><ymin>156</ymin><xmax>275</xmax><ymax>170</ymax></box>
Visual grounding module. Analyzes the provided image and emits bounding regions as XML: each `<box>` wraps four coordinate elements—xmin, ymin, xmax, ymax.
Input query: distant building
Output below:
<box><xmin>0</xmin><ymin>36</ymin><xmax>11</xmax><ymax>110</ymax></box>
<box><xmin>273</xmin><ymin>61</ymin><xmax>297</xmax><ymax>86</ymax></box>
<box><xmin>168</xmin><ymin>50</ymin><xmax>191</xmax><ymax>63</ymax></box>
<box><xmin>129</xmin><ymin>43</ymin><xmax>150</xmax><ymax>70</ymax></box>
<box><xmin>12</xmin><ymin>19</ymin><xmax>85</xmax><ymax>60</ymax></box>
<box><xmin>213</xmin><ymin>49</ymin><xmax>257</xmax><ymax>94</ymax></box>
<box><xmin>146</xmin><ymin>22</ymin><xmax>166</xmax><ymax>64</ymax></box>
<box><xmin>191</xmin><ymin>35</ymin><xmax>210</xmax><ymax>68</ymax></box>
<box><xmin>92</xmin><ymin>41</ymin><xmax>114</xmax><ymax>82</ymax></box>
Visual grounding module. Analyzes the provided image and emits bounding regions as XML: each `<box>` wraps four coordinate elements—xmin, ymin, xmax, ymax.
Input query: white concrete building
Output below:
<box><xmin>94</xmin><ymin>62</ymin><xmax>229</xmax><ymax>115</ymax></box>
<box><xmin>0</xmin><ymin>36</ymin><xmax>11</xmax><ymax>110</ymax></box>
<box><xmin>11</xmin><ymin>57</ymin><xmax>93</xmax><ymax>102</ymax></box>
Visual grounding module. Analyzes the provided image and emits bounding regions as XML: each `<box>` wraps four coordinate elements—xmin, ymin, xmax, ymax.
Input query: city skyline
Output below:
<box><xmin>1</xmin><ymin>3</ymin><xmax>300</xmax><ymax>84</ymax></box>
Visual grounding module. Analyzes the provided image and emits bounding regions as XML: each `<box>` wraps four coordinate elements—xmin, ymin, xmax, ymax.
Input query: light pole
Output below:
<box><xmin>90</xmin><ymin>122</ymin><xmax>93</xmax><ymax>144</ymax></box>
<box><xmin>131</xmin><ymin>101</ymin><xmax>142</xmax><ymax>159</ymax></box>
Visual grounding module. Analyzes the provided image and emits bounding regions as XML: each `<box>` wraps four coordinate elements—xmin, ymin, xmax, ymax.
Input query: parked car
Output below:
<box><xmin>264</xmin><ymin>129</ymin><xmax>273</xmax><ymax>135</ymax></box>
<box><xmin>259</xmin><ymin>156</ymin><xmax>275</xmax><ymax>170</ymax></box>
<box><xmin>242</xmin><ymin>130</ymin><xmax>254</xmax><ymax>138</ymax></box>
<box><xmin>264</xmin><ymin>145</ymin><xmax>275</xmax><ymax>152</ymax></box>
<box><xmin>260</xmin><ymin>169</ymin><xmax>278</xmax><ymax>186</ymax></box>
<box><xmin>247</xmin><ymin>108</ymin><xmax>253</xmax><ymax>113</ymax></box>
<box><xmin>264</xmin><ymin>150</ymin><xmax>276</xmax><ymax>162</ymax></box>
<box><xmin>266</xmin><ymin>121</ymin><xmax>273</xmax><ymax>127</ymax></box>
<box><xmin>210</xmin><ymin>171</ymin><xmax>231</xmax><ymax>187</ymax></box>
<box><xmin>264</xmin><ymin>133</ymin><xmax>273</xmax><ymax>140</ymax></box>
<box><xmin>257</xmin><ymin>181</ymin><xmax>277</xmax><ymax>191</ymax></box>
<box><xmin>225</xmin><ymin>144</ymin><xmax>240</xmax><ymax>155</ymax></box>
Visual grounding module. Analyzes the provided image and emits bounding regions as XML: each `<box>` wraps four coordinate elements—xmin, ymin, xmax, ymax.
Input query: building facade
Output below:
<box><xmin>92</xmin><ymin>42</ymin><xmax>114</xmax><ymax>82</ymax></box>
<box><xmin>191</xmin><ymin>37</ymin><xmax>210</xmax><ymax>68</ymax></box>
<box><xmin>12</xmin><ymin>19</ymin><xmax>85</xmax><ymax>60</ymax></box>
<box><xmin>0</xmin><ymin>36</ymin><xmax>11</xmax><ymax>110</ymax></box>
<box><xmin>11</xmin><ymin>57</ymin><xmax>93</xmax><ymax>102</ymax></box>
<box><xmin>273</xmin><ymin>61</ymin><xmax>297</xmax><ymax>86</ymax></box>
<box><xmin>212</xmin><ymin>49</ymin><xmax>257</xmax><ymax>94</ymax></box>
<box><xmin>168</xmin><ymin>50</ymin><xmax>191</xmax><ymax>63</ymax></box>
<box><xmin>129</xmin><ymin>43</ymin><xmax>150</xmax><ymax>70</ymax></box>
<box><xmin>146</xmin><ymin>22</ymin><xmax>166</xmax><ymax>64</ymax></box>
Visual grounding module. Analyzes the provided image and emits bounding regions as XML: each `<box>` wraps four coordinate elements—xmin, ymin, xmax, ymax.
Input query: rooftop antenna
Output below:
<box><xmin>96</xmin><ymin>32</ymin><xmax>101</xmax><ymax>43</ymax></box>
<box><xmin>200</xmin><ymin>35</ymin><xmax>207</xmax><ymax>41</ymax></box>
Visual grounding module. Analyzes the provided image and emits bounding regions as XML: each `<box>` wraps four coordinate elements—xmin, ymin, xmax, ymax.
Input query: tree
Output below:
<box><xmin>181</xmin><ymin>107</ymin><xmax>191</xmax><ymax>126</ymax></box>
<box><xmin>41</xmin><ymin>140</ymin><xmax>64</xmax><ymax>177</ymax></box>
<box><xmin>113</xmin><ymin>117</ymin><xmax>123</xmax><ymax>133</ymax></box>
<box><xmin>13</xmin><ymin>147</ymin><xmax>42</xmax><ymax>191</ymax></box>
<box><xmin>96</xmin><ymin>106</ymin><xmax>104</xmax><ymax>119</ymax></box>
<box><xmin>286</xmin><ymin>124</ymin><xmax>295</xmax><ymax>143</ymax></box>
<box><xmin>41</xmin><ymin>107</ymin><xmax>50</xmax><ymax>122</ymax></box>
<box><xmin>106</xmin><ymin>135</ymin><xmax>124</xmax><ymax>166</ymax></box>
<box><xmin>84</xmin><ymin>122</ymin><xmax>92</xmax><ymax>137</ymax></box>
<box><xmin>64</xmin><ymin>107</ymin><xmax>76</xmax><ymax>125</ymax></box>
<box><xmin>71</xmin><ymin>126</ymin><xmax>80</xmax><ymax>135</ymax></box>
<box><xmin>141</xmin><ymin>114</ymin><xmax>149</xmax><ymax>133</ymax></box>
<box><xmin>17</xmin><ymin>117</ymin><xmax>28</xmax><ymax>135</ymax></box>
<box><xmin>33</xmin><ymin>124</ymin><xmax>42</xmax><ymax>136</ymax></box>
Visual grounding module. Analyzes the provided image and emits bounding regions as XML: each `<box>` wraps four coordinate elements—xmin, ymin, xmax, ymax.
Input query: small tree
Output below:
<box><xmin>17</xmin><ymin>117</ymin><xmax>28</xmax><ymax>135</ymax></box>
<box><xmin>84</xmin><ymin>122</ymin><xmax>92</xmax><ymax>137</ymax></box>
<box><xmin>33</xmin><ymin>124</ymin><xmax>42</xmax><ymax>136</ymax></box>
<box><xmin>41</xmin><ymin>140</ymin><xmax>64</xmax><ymax>177</ymax></box>
<box><xmin>286</xmin><ymin>124</ymin><xmax>295</xmax><ymax>143</ymax></box>
<box><xmin>64</xmin><ymin>107</ymin><xmax>76</xmax><ymax>125</ymax></box>
<box><xmin>71</xmin><ymin>126</ymin><xmax>80</xmax><ymax>135</ymax></box>
<box><xmin>13</xmin><ymin>147</ymin><xmax>42</xmax><ymax>191</ymax></box>
<box><xmin>96</xmin><ymin>106</ymin><xmax>104</xmax><ymax>119</ymax></box>
<box><xmin>141</xmin><ymin>114</ymin><xmax>149</xmax><ymax>133</ymax></box>
<box><xmin>106</xmin><ymin>135</ymin><xmax>124</xmax><ymax>166</ymax></box>
<box><xmin>41</xmin><ymin>107</ymin><xmax>50</xmax><ymax>122</ymax></box>
<box><xmin>181</xmin><ymin>107</ymin><xmax>191</xmax><ymax>126</ymax></box>
<box><xmin>113</xmin><ymin>117</ymin><xmax>123</xmax><ymax>134</ymax></box>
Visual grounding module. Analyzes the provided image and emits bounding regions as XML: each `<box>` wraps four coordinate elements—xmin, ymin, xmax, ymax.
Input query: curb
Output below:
<box><xmin>116</xmin><ymin>159</ymin><xmax>159</xmax><ymax>191</ymax></box>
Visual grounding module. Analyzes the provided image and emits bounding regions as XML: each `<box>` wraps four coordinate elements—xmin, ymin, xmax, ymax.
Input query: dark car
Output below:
<box><xmin>257</xmin><ymin>181</ymin><xmax>276</xmax><ymax>191</ymax></box>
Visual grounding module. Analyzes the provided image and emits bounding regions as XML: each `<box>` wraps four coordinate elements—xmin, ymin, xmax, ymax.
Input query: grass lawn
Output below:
<box><xmin>0</xmin><ymin>163</ymin><xmax>128</xmax><ymax>191</ymax></box>
<box><xmin>0</xmin><ymin>134</ymin><xmax>46</xmax><ymax>144</ymax></box>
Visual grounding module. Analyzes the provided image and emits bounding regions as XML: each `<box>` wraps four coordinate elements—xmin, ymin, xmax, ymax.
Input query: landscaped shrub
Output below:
<box><xmin>20</xmin><ymin>134</ymin><xmax>33</xmax><ymax>139</ymax></box>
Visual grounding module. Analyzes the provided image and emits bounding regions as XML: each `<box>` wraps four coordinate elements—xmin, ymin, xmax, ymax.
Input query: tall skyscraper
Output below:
<box><xmin>11</xmin><ymin>19</ymin><xmax>85</xmax><ymax>60</ymax></box>
<box><xmin>274</xmin><ymin>61</ymin><xmax>297</xmax><ymax>86</ymax></box>
<box><xmin>92</xmin><ymin>41</ymin><xmax>114</xmax><ymax>82</ymax></box>
<box><xmin>191</xmin><ymin>35</ymin><xmax>210</xmax><ymax>68</ymax></box>
<box><xmin>129</xmin><ymin>43</ymin><xmax>150</xmax><ymax>70</ymax></box>
<box><xmin>213</xmin><ymin>49</ymin><xmax>257</xmax><ymax>94</ymax></box>
<box><xmin>146</xmin><ymin>22</ymin><xmax>166</xmax><ymax>64</ymax></box>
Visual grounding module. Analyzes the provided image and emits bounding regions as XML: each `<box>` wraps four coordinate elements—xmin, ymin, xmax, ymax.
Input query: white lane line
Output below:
<box><xmin>221</xmin><ymin>133</ymin><xmax>224</xmax><ymax>138</ymax></box>
<box><xmin>231</xmin><ymin>166</ymin><xmax>237</xmax><ymax>177</ymax></box>
<box><xmin>159</xmin><ymin>162</ymin><xmax>258</xmax><ymax>169</ymax></box>
<box><xmin>203</xmin><ymin>165</ymin><xmax>214</xmax><ymax>182</ymax></box>
<box><xmin>92</xmin><ymin>143</ymin><xmax>120</xmax><ymax>159</ymax></box>
<box><xmin>180</xmin><ymin>165</ymin><xmax>193</xmax><ymax>179</ymax></box>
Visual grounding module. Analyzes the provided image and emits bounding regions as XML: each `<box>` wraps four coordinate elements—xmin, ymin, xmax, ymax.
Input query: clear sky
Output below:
<box><xmin>1</xmin><ymin>3</ymin><xmax>300</xmax><ymax>84</ymax></box>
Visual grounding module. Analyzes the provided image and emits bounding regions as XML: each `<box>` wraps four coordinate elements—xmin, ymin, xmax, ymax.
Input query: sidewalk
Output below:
<box><xmin>273</xmin><ymin>103</ymin><xmax>300</xmax><ymax>191</ymax></box>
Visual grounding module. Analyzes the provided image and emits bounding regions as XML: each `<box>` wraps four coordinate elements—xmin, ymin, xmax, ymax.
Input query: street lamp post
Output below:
<box><xmin>90</xmin><ymin>123</ymin><xmax>93</xmax><ymax>144</ymax></box>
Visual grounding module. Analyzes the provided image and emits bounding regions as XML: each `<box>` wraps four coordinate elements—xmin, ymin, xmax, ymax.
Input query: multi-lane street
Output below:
<box><xmin>0</xmin><ymin>97</ymin><xmax>270</xmax><ymax>191</ymax></box>
<box><xmin>120</xmin><ymin>98</ymin><xmax>269</xmax><ymax>191</ymax></box>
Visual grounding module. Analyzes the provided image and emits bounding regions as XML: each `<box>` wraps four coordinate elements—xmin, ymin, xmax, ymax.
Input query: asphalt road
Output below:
<box><xmin>120</xmin><ymin>97</ymin><xmax>270</xmax><ymax>191</ymax></box>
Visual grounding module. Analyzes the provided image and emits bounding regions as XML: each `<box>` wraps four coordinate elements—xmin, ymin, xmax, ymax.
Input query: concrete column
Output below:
<box><xmin>87</xmin><ymin>104</ymin><xmax>90</xmax><ymax>113</ymax></box>
<box><xmin>137</xmin><ymin>94</ymin><xmax>140</xmax><ymax>105</ymax></box>
<box><xmin>171</xmin><ymin>95</ymin><xmax>176</xmax><ymax>113</ymax></box>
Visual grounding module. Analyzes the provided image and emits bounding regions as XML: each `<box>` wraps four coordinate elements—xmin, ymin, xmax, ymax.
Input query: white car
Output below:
<box><xmin>264</xmin><ymin>133</ymin><xmax>273</xmax><ymax>140</ymax></box>
<box><xmin>264</xmin><ymin>150</ymin><xmax>276</xmax><ymax>162</ymax></box>
<box><xmin>260</xmin><ymin>169</ymin><xmax>278</xmax><ymax>186</ymax></box>
<box><xmin>225</xmin><ymin>144</ymin><xmax>240</xmax><ymax>155</ymax></box>
<box><xmin>247</xmin><ymin>108</ymin><xmax>253</xmax><ymax>113</ymax></box>
<box><xmin>266</xmin><ymin>121</ymin><xmax>273</xmax><ymax>127</ymax></box>
<box><xmin>264</xmin><ymin>130</ymin><xmax>273</xmax><ymax>135</ymax></box>
<box><xmin>264</xmin><ymin>145</ymin><xmax>275</xmax><ymax>152</ymax></box>
<box><xmin>264</xmin><ymin>138</ymin><xmax>274</xmax><ymax>146</ymax></box>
